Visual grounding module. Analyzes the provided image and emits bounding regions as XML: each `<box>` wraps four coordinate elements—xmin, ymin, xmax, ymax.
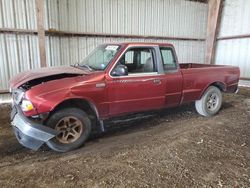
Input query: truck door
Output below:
<box><xmin>107</xmin><ymin>46</ymin><xmax>166</xmax><ymax>116</ymax></box>
<box><xmin>159</xmin><ymin>47</ymin><xmax>183</xmax><ymax>107</ymax></box>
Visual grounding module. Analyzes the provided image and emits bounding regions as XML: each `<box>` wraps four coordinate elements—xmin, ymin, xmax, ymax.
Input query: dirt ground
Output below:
<box><xmin>0</xmin><ymin>88</ymin><xmax>249</xmax><ymax>188</ymax></box>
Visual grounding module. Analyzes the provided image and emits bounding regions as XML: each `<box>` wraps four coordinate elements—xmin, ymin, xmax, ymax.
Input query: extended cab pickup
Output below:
<box><xmin>10</xmin><ymin>42</ymin><xmax>240</xmax><ymax>152</ymax></box>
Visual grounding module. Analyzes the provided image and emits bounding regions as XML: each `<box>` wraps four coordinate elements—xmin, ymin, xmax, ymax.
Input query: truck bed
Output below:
<box><xmin>180</xmin><ymin>63</ymin><xmax>225</xmax><ymax>69</ymax></box>
<box><xmin>179</xmin><ymin>63</ymin><xmax>240</xmax><ymax>103</ymax></box>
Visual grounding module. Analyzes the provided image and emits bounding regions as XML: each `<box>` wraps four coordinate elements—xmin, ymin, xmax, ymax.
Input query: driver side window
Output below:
<box><xmin>119</xmin><ymin>47</ymin><xmax>156</xmax><ymax>74</ymax></box>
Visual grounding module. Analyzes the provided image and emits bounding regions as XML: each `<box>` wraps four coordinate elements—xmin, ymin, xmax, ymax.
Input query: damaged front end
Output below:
<box><xmin>11</xmin><ymin>105</ymin><xmax>59</xmax><ymax>150</ymax></box>
<box><xmin>10</xmin><ymin>79</ymin><xmax>66</xmax><ymax>150</ymax></box>
<box><xmin>20</xmin><ymin>73</ymin><xmax>80</xmax><ymax>90</ymax></box>
<box><xmin>10</xmin><ymin>73</ymin><xmax>84</xmax><ymax>150</ymax></box>
<box><xmin>9</xmin><ymin>66</ymin><xmax>89</xmax><ymax>150</ymax></box>
<box><xmin>10</xmin><ymin>87</ymin><xmax>60</xmax><ymax>150</ymax></box>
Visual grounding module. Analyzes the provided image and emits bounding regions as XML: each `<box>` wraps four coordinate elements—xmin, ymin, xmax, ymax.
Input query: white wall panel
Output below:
<box><xmin>215</xmin><ymin>39</ymin><xmax>250</xmax><ymax>78</ymax></box>
<box><xmin>215</xmin><ymin>0</ymin><xmax>250</xmax><ymax>81</ymax></box>
<box><xmin>0</xmin><ymin>93</ymin><xmax>11</xmax><ymax>103</ymax></box>
<box><xmin>45</xmin><ymin>0</ymin><xmax>208</xmax><ymax>38</ymax></box>
<box><xmin>45</xmin><ymin>36</ymin><xmax>205</xmax><ymax>67</ymax></box>
<box><xmin>0</xmin><ymin>34</ymin><xmax>9</xmax><ymax>90</ymax></box>
<box><xmin>0</xmin><ymin>33</ymin><xmax>40</xmax><ymax>90</ymax></box>
<box><xmin>219</xmin><ymin>0</ymin><xmax>250</xmax><ymax>37</ymax></box>
<box><xmin>43</xmin><ymin>0</ymin><xmax>207</xmax><ymax>68</ymax></box>
<box><xmin>0</xmin><ymin>0</ymin><xmax>37</xmax><ymax>30</ymax></box>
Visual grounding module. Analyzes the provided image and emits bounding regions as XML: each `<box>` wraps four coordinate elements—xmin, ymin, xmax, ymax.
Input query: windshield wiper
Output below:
<box><xmin>80</xmin><ymin>64</ymin><xmax>93</xmax><ymax>71</ymax></box>
<box><xmin>71</xmin><ymin>63</ymin><xmax>93</xmax><ymax>71</ymax></box>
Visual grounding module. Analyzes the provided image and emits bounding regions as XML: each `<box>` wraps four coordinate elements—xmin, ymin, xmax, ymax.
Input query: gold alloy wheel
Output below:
<box><xmin>55</xmin><ymin>116</ymin><xmax>84</xmax><ymax>144</ymax></box>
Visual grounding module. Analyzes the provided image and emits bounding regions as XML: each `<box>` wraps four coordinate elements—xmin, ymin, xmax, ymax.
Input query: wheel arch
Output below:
<box><xmin>46</xmin><ymin>98</ymin><xmax>100</xmax><ymax>132</ymax></box>
<box><xmin>52</xmin><ymin>98</ymin><xmax>99</xmax><ymax>118</ymax></box>
<box><xmin>199</xmin><ymin>81</ymin><xmax>226</xmax><ymax>99</ymax></box>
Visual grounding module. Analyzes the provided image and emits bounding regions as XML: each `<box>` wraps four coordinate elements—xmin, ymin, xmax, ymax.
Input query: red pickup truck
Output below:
<box><xmin>10</xmin><ymin>42</ymin><xmax>240</xmax><ymax>152</ymax></box>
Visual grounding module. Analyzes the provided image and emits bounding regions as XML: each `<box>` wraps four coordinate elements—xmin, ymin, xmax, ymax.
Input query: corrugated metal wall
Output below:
<box><xmin>0</xmin><ymin>34</ymin><xmax>40</xmax><ymax>90</ymax></box>
<box><xmin>0</xmin><ymin>0</ymin><xmax>37</xmax><ymax>29</ymax></box>
<box><xmin>45</xmin><ymin>0</ymin><xmax>208</xmax><ymax>67</ymax></box>
<box><xmin>0</xmin><ymin>0</ymin><xmax>39</xmax><ymax>90</ymax></box>
<box><xmin>45</xmin><ymin>0</ymin><xmax>207</xmax><ymax>38</ymax></box>
<box><xmin>215</xmin><ymin>0</ymin><xmax>250</xmax><ymax>80</ymax></box>
<box><xmin>0</xmin><ymin>0</ymin><xmax>208</xmax><ymax>91</ymax></box>
<box><xmin>45</xmin><ymin>36</ymin><xmax>206</xmax><ymax>67</ymax></box>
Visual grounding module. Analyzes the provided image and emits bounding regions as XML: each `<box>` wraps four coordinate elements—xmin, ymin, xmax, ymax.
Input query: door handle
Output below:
<box><xmin>153</xmin><ymin>79</ymin><xmax>161</xmax><ymax>84</ymax></box>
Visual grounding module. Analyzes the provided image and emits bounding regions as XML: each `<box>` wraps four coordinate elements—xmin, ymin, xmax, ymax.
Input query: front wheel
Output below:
<box><xmin>46</xmin><ymin>108</ymin><xmax>91</xmax><ymax>152</ymax></box>
<box><xmin>195</xmin><ymin>86</ymin><xmax>222</xmax><ymax>117</ymax></box>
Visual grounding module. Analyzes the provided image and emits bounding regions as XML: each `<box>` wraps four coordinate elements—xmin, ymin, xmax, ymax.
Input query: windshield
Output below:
<box><xmin>80</xmin><ymin>44</ymin><xmax>121</xmax><ymax>71</ymax></box>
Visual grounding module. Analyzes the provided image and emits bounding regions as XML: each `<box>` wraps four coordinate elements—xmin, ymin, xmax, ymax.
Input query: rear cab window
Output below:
<box><xmin>160</xmin><ymin>47</ymin><xmax>178</xmax><ymax>72</ymax></box>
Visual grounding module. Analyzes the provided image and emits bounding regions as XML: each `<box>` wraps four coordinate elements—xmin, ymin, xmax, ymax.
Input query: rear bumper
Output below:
<box><xmin>11</xmin><ymin>106</ymin><xmax>59</xmax><ymax>150</ymax></box>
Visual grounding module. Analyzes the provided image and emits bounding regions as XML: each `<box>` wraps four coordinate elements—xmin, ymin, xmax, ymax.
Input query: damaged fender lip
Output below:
<box><xmin>11</xmin><ymin>106</ymin><xmax>60</xmax><ymax>150</ymax></box>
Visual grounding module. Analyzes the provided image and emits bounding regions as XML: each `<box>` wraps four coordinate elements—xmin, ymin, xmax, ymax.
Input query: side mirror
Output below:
<box><xmin>111</xmin><ymin>65</ymin><xmax>128</xmax><ymax>76</ymax></box>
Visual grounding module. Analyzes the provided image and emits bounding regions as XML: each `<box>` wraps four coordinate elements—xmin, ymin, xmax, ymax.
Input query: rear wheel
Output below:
<box><xmin>46</xmin><ymin>108</ymin><xmax>91</xmax><ymax>152</ymax></box>
<box><xmin>195</xmin><ymin>86</ymin><xmax>222</xmax><ymax>117</ymax></box>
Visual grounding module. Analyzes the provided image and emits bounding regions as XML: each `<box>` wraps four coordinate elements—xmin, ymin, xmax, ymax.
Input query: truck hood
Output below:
<box><xmin>10</xmin><ymin>66</ymin><xmax>89</xmax><ymax>89</ymax></box>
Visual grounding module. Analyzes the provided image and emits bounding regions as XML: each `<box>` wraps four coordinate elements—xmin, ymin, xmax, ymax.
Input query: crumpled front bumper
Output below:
<box><xmin>11</xmin><ymin>106</ymin><xmax>59</xmax><ymax>150</ymax></box>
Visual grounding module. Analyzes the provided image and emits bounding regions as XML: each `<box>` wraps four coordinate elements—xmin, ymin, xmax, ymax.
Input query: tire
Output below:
<box><xmin>46</xmin><ymin>108</ymin><xmax>91</xmax><ymax>152</ymax></box>
<box><xmin>195</xmin><ymin>86</ymin><xmax>222</xmax><ymax>117</ymax></box>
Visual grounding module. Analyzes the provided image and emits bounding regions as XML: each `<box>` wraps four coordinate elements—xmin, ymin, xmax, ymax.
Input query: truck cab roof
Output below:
<box><xmin>104</xmin><ymin>42</ymin><xmax>174</xmax><ymax>47</ymax></box>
